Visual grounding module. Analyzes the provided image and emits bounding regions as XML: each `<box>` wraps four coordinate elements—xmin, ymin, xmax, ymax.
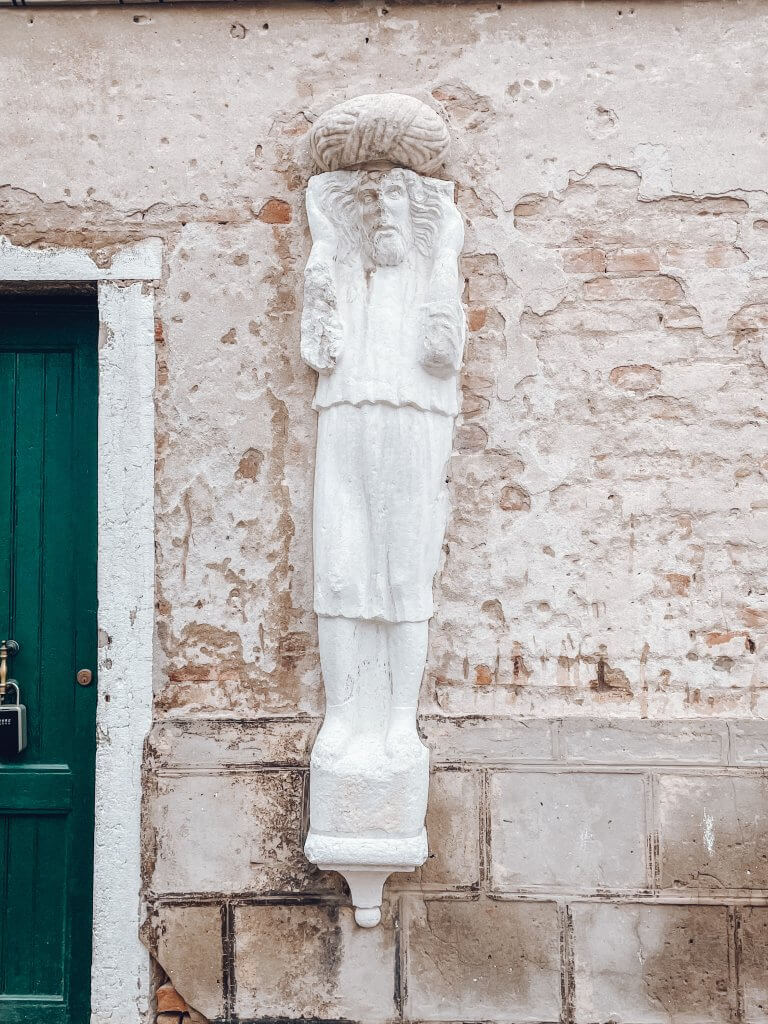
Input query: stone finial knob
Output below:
<box><xmin>354</xmin><ymin>907</ymin><xmax>382</xmax><ymax>928</ymax></box>
<box><xmin>309</xmin><ymin>92</ymin><xmax>450</xmax><ymax>175</ymax></box>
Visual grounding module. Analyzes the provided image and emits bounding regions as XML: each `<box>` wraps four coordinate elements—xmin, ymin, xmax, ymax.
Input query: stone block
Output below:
<box><xmin>147</xmin><ymin>718</ymin><xmax>318</xmax><ymax>768</ymax></box>
<box><xmin>404</xmin><ymin>897</ymin><xmax>561</xmax><ymax>1022</ymax></box>
<box><xmin>145</xmin><ymin>904</ymin><xmax>223</xmax><ymax>1022</ymax></box>
<box><xmin>490</xmin><ymin>770</ymin><xmax>648</xmax><ymax>891</ymax></box>
<box><xmin>393</xmin><ymin>769</ymin><xmax>480</xmax><ymax>888</ymax></box>
<box><xmin>234</xmin><ymin>903</ymin><xmax>395</xmax><ymax>1021</ymax></box>
<box><xmin>741</xmin><ymin>907</ymin><xmax>768</xmax><ymax>1023</ymax></box>
<box><xmin>561</xmin><ymin>719</ymin><xmax>726</xmax><ymax>765</ymax></box>
<box><xmin>728</xmin><ymin>721</ymin><xmax>768</xmax><ymax>765</ymax></box>
<box><xmin>657</xmin><ymin>774</ymin><xmax>768</xmax><ymax>889</ymax></box>
<box><xmin>149</xmin><ymin>769</ymin><xmax>336</xmax><ymax>895</ymax></box>
<box><xmin>421</xmin><ymin>715</ymin><xmax>554</xmax><ymax>763</ymax></box>
<box><xmin>572</xmin><ymin>903</ymin><xmax>732</xmax><ymax>1024</ymax></box>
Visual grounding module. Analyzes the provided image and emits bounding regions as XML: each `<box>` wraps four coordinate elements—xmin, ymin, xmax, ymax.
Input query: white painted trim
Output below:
<box><xmin>91</xmin><ymin>281</ymin><xmax>155</xmax><ymax>1024</ymax></box>
<box><xmin>0</xmin><ymin>235</ymin><xmax>161</xmax><ymax>281</ymax></box>
<box><xmin>0</xmin><ymin>248</ymin><xmax>157</xmax><ymax>1024</ymax></box>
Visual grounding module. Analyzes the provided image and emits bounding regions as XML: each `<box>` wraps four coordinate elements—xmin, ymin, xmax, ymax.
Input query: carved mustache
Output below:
<box><xmin>371</xmin><ymin>223</ymin><xmax>401</xmax><ymax>235</ymax></box>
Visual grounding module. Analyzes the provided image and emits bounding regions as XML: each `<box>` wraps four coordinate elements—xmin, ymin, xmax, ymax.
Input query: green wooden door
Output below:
<box><xmin>0</xmin><ymin>296</ymin><xmax>98</xmax><ymax>1024</ymax></box>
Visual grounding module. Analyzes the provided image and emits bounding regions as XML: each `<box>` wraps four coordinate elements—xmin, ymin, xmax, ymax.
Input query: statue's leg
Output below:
<box><xmin>385</xmin><ymin>619</ymin><xmax>429</xmax><ymax>756</ymax></box>
<box><xmin>314</xmin><ymin>615</ymin><xmax>358</xmax><ymax>759</ymax></box>
<box><xmin>317</xmin><ymin>614</ymin><xmax>360</xmax><ymax>706</ymax></box>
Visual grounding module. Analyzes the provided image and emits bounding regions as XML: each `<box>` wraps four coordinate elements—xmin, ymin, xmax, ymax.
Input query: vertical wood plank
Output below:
<box><xmin>40</xmin><ymin>350</ymin><xmax>75</xmax><ymax>764</ymax></box>
<box><xmin>12</xmin><ymin>351</ymin><xmax>45</xmax><ymax>761</ymax></box>
<box><xmin>0</xmin><ymin>351</ymin><xmax>15</xmax><ymax>638</ymax></box>
<box><xmin>2</xmin><ymin>815</ymin><xmax>38</xmax><ymax>994</ymax></box>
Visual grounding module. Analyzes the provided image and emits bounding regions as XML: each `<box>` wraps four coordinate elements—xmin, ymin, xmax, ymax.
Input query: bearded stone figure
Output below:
<box><xmin>300</xmin><ymin>95</ymin><xmax>464</xmax><ymax>926</ymax></box>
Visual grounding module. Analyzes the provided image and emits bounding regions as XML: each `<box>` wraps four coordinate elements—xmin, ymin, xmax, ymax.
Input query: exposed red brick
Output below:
<box><xmin>455</xmin><ymin>423</ymin><xmax>488</xmax><ymax>452</ymax></box>
<box><xmin>705</xmin><ymin>631</ymin><xmax>741</xmax><ymax>647</ymax></box>
<box><xmin>156</xmin><ymin>983</ymin><xmax>188</xmax><ymax>1013</ymax></box>
<box><xmin>467</xmin><ymin>306</ymin><xmax>487</xmax><ymax>331</ymax></box>
<box><xmin>605</xmin><ymin>249</ymin><xmax>659</xmax><ymax>273</ymax></box>
<box><xmin>256</xmin><ymin>198</ymin><xmax>292</xmax><ymax>224</ymax></box>
<box><xmin>563</xmin><ymin>248</ymin><xmax>606</xmax><ymax>273</ymax></box>
<box><xmin>475</xmin><ymin>664</ymin><xmax>493</xmax><ymax>686</ymax></box>
<box><xmin>705</xmin><ymin>244</ymin><xmax>748</xmax><ymax>268</ymax></box>
<box><xmin>665</xmin><ymin>573</ymin><xmax>691</xmax><ymax>596</ymax></box>
<box><xmin>740</xmin><ymin>608</ymin><xmax>768</xmax><ymax>628</ymax></box>
<box><xmin>513</xmin><ymin>199</ymin><xmax>542</xmax><ymax>218</ymax></box>
<box><xmin>584</xmin><ymin>276</ymin><xmax>683</xmax><ymax>301</ymax></box>
<box><xmin>609</xmin><ymin>364</ymin><xmax>662</xmax><ymax>393</ymax></box>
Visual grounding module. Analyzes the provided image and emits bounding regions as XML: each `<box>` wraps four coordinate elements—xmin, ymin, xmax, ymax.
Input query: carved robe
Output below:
<box><xmin>306</xmin><ymin>182</ymin><xmax>463</xmax><ymax>623</ymax></box>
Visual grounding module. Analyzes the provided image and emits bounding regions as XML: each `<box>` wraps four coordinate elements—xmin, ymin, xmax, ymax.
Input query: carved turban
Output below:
<box><xmin>310</xmin><ymin>93</ymin><xmax>450</xmax><ymax>176</ymax></box>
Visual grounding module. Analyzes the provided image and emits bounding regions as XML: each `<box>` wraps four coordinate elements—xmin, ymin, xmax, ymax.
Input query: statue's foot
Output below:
<box><xmin>384</xmin><ymin>707</ymin><xmax>425</xmax><ymax>761</ymax></box>
<box><xmin>313</xmin><ymin>705</ymin><xmax>354</xmax><ymax>765</ymax></box>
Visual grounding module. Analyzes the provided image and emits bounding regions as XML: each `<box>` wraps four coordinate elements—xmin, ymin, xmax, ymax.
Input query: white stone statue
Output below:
<box><xmin>301</xmin><ymin>95</ymin><xmax>464</xmax><ymax>926</ymax></box>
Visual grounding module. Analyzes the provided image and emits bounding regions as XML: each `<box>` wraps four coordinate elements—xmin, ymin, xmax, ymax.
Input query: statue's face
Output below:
<box><xmin>357</xmin><ymin>171</ymin><xmax>412</xmax><ymax>267</ymax></box>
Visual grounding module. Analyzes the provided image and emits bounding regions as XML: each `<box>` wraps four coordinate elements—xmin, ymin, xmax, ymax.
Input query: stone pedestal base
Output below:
<box><xmin>305</xmin><ymin>829</ymin><xmax>427</xmax><ymax>927</ymax></box>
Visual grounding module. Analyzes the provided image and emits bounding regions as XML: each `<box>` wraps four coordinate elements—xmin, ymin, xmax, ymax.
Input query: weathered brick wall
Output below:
<box><xmin>1</xmin><ymin>2</ymin><xmax>767</xmax><ymax>1022</ymax></box>
<box><xmin>430</xmin><ymin>162</ymin><xmax>768</xmax><ymax>719</ymax></box>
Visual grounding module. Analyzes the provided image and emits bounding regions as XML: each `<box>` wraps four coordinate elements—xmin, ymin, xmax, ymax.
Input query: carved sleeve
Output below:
<box><xmin>301</xmin><ymin>187</ymin><xmax>343</xmax><ymax>375</ymax></box>
<box><xmin>420</xmin><ymin>199</ymin><xmax>465</xmax><ymax>380</ymax></box>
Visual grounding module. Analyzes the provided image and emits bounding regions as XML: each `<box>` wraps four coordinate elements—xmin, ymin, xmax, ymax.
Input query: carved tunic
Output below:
<box><xmin>313</xmin><ymin>263</ymin><xmax>460</xmax><ymax>418</ymax></box>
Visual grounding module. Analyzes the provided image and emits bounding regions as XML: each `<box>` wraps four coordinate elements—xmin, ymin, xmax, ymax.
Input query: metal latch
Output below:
<box><xmin>0</xmin><ymin>640</ymin><xmax>26</xmax><ymax>757</ymax></box>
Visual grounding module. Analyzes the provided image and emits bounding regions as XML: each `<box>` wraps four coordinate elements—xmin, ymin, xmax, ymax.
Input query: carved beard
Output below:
<box><xmin>366</xmin><ymin>226</ymin><xmax>409</xmax><ymax>267</ymax></box>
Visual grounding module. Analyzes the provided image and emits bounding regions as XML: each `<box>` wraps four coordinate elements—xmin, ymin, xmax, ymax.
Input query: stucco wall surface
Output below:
<box><xmin>1</xmin><ymin>2</ymin><xmax>768</xmax><ymax>1022</ymax></box>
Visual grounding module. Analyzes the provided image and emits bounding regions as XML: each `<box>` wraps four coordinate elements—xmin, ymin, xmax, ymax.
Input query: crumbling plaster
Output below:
<box><xmin>62</xmin><ymin>0</ymin><xmax>768</xmax><ymax>722</ymax></box>
<box><xmin>2</xmin><ymin>2</ymin><xmax>768</xmax><ymax>1021</ymax></box>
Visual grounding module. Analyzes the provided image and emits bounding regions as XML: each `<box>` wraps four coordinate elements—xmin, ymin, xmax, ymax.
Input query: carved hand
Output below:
<box><xmin>420</xmin><ymin>302</ymin><xmax>463</xmax><ymax>379</ymax></box>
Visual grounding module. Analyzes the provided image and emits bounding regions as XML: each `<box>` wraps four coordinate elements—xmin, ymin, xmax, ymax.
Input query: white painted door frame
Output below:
<box><xmin>0</xmin><ymin>235</ymin><xmax>160</xmax><ymax>1024</ymax></box>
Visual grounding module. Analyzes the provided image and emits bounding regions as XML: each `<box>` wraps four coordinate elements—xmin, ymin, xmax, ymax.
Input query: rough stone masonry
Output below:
<box><xmin>1</xmin><ymin>1</ymin><xmax>768</xmax><ymax>1022</ymax></box>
